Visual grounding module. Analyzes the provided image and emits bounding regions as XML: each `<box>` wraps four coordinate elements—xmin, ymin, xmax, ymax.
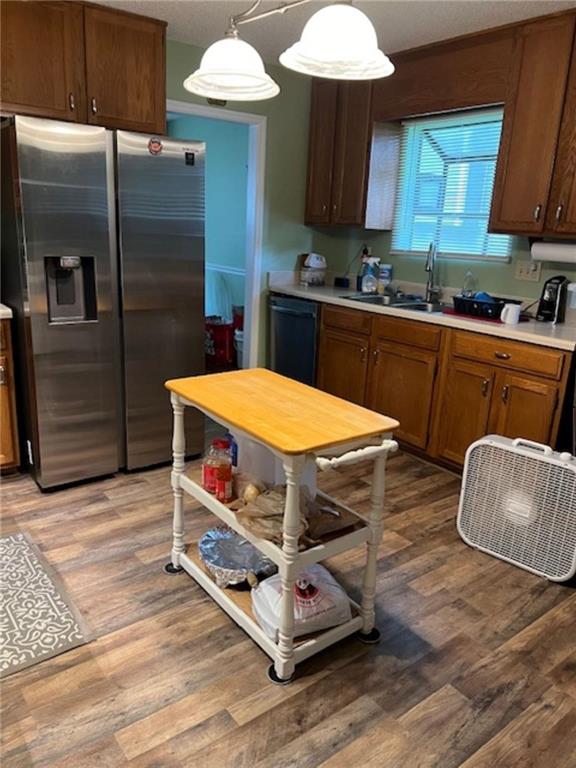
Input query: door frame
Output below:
<box><xmin>166</xmin><ymin>98</ymin><xmax>266</xmax><ymax>368</ymax></box>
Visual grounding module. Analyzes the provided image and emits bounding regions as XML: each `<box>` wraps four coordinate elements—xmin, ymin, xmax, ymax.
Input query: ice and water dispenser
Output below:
<box><xmin>45</xmin><ymin>255</ymin><xmax>97</xmax><ymax>323</ymax></box>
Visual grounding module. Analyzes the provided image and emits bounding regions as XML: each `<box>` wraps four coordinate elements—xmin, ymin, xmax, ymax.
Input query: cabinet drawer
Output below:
<box><xmin>452</xmin><ymin>331</ymin><xmax>565</xmax><ymax>380</ymax></box>
<box><xmin>322</xmin><ymin>305</ymin><xmax>372</xmax><ymax>336</ymax></box>
<box><xmin>372</xmin><ymin>315</ymin><xmax>441</xmax><ymax>351</ymax></box>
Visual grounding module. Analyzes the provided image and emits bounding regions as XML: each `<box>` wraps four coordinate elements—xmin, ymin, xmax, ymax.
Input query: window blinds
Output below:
<box><xmin>391</xmin><ymin>108</ymin><xmax>511</xmax><ymax>260</ymax></box>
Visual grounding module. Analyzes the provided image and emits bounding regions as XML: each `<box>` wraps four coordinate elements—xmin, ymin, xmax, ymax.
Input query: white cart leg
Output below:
<box><xmin>165</xmin><ymin>393</ymin><xmax>186</xmax><ymax>574</ymax></box>
<box><xmin>269</xmin><ymin>454</ymin><xmax>305</xmax><ymax>684</ymax></box>
<box><xmin>359</xmin><ymin>451</ymin><xmax>387</xmax><ymax>642</ymax></box>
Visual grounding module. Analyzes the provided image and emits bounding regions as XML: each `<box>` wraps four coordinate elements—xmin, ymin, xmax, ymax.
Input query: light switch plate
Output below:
<box><xmin>515</xmin><ymin>260</ymin><xmax>542</xmax><ymax>282</ymax></box>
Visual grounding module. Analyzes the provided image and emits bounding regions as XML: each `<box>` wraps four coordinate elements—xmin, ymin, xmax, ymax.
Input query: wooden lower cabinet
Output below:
<box><xmin>492</xmin><ymin>371</ymin><xmax>559</xmax><ymax>444</ymax></box>
<box><xmin>316</xmin><ymin>328</ymin><xmax>368</xmax><ymax>406</ymax></box>
<box><xmin>315</xmin><ymin>304</ymin><xmax>572</xmax><ymax>468</ymax></box>
<box><xmin>433</xmin><ymin>359</ymin><xmax>494</xmax><ymax>465</ymax></box>
<box><xmin>0</xmin><ymin>320</ymin><xmax>19</xmax><ymax>470</ymax></box>
<box><xmin>367</xmin><ymin>340</ymin><xmax>437</xmax><ymax>449</ymax></box>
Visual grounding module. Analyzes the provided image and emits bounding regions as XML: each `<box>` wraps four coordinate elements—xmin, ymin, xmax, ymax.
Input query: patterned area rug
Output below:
<box><xmin>0</xmin><ymin>532</ymin><xmax>93</xmax><ymax>678</ymax></box>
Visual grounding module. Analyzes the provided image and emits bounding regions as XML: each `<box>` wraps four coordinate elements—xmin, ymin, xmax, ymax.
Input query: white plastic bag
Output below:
<box><xmin>251</xmin><ymin>564</ymin><xmax>352</xmax><ymax>641</ymax></box>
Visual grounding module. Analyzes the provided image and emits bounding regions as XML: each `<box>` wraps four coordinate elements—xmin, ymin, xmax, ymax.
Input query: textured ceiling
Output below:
<box><xmin>92</xmin><ymin>0</ymin><xmax>576</xmax><ymax>62</ymax></box>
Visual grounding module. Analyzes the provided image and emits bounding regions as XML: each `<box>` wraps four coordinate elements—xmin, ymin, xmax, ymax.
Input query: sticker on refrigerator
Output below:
<box><xmin>147</xmin><ymin>138</ymin><xmax>163</xmax><ymax>156</ymax></box>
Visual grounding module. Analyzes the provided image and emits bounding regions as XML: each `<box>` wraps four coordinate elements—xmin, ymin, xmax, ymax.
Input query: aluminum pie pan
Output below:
<box><xmin>198</xmin><ymin>527</ymin><xmax>276</xmax><ymax>588</ymax></box>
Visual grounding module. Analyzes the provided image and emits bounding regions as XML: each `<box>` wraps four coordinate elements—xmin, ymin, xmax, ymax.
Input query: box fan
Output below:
<box><xmin>457</xmin><ymin>436</ymin><xmax>576</xmax><ymax>582</ymax></box>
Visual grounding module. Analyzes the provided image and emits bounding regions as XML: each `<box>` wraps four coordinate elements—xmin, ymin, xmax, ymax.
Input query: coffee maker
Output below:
<box><xmin>536</xmin><ymin>275</ymin><xmax>569</xmax><ymax>324</ymax></box>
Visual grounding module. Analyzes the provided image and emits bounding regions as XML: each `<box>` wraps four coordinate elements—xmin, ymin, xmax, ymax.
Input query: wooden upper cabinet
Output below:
<box><xmin>305</xmin><ymin>79</ymin><xmax>338</xmax><ymax>225</ymax></box>
<box><xmin>492</xmin><ymin>371</ymin><xmax>558</xmax><ymax>444</ymax></box>
<box><xmin>305</xmin><ymin>79</ymin><xmax>372</xmax><ymax>226</ymax></box>
<box><xmin>331</xmin><ymin>81</ymin><xmax>373</xmax><ymax>225</ymax></box>
<box><xmin>84</xmin><ymin>6</ymin><xmax>166</xmax><ymax>134</ymax></box>
<box><xmin>490</xmin><ymin>15</ymin><xmax>576</xmax><ymax>234</ymax></box>
<box><xmin>367</xmin><ymin>340</ymin><xmax>437</xmax><ymax>450</ymax></box>
<box><xmin>0</xmin><ymin>1</ymin><xmax>86</xmax><ymax>121</ymax></box>
<box><xmin>546</xmin><ymin>36</ymin><xmax>576</xmax><ymax>234</ymax></box>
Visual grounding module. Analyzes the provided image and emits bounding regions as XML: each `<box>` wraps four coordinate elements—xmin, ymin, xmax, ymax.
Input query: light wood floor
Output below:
<box><xmin>1</xmin><ymin>452</ymin><xmax>576</xmax><ymax>767</ymax></box>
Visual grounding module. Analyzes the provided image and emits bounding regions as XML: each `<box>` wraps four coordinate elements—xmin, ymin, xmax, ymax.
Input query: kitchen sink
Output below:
<box><xmin>342</xmin><ymin>294</ymin><xmax>445</xmax><ymax>314</ymax></box>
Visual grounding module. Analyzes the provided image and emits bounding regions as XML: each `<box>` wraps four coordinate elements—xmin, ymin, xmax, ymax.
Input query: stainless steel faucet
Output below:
<box><xmin>425</xmin><ymin>242</ymin><xmax>440</xmax><ymax>304</ymax></box>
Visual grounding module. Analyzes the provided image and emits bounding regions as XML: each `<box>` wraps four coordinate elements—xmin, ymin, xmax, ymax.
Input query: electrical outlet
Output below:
<box><xmin>515</xmin><ymin>260</ymin><xmax>542</xmax><ymax>282</ymax></box>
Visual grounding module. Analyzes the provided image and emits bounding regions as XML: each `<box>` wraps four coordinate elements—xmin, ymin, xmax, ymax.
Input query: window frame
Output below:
<box><xmin>390</xmin><ymin>107</ymin><xmax>512</xmax><ymax>263</ymax></box>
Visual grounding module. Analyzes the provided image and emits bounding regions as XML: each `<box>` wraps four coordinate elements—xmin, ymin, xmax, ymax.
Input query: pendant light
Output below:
<box><xmin>280</xmin><ymin>5</ymin><xmax>394</xmax><ymax>80</ymax></box>
<box><xmin>183</xmin><ymin>1</ymin><xmax>394</xmax><ymax>103</ymax></box>
<box><xmin>183</xmin><ymin>30</ymin><xmax>280</xmax><ymax>102</ymax></box>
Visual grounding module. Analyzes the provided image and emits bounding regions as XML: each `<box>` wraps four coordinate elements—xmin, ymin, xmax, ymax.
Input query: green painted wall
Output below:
<box><xmin>310</xmin><ymin>227</ymin><xmax>576</xmax><ymax>300</ymax></box>
<box><xmin>167</xmin><ymin>40</ymin><xmax>313</xmax><ymax>359</ymax></box>
<box><xmin>167</xmin><ymin>114</ymin><xmax>249</xmax><ymax>315</ymax></box>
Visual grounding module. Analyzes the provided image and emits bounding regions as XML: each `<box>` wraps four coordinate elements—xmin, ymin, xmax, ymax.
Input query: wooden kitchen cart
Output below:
<box><xmin>164</xmin><ymin>368</ymin><xmax>399</xmax><ymax>684</ymax></box>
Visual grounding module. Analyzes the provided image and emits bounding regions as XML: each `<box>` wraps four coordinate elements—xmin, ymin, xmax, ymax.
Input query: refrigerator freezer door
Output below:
<box><xmin>116</xmin><ymin>132</ymin><xmax>205</xmax><ymax>469</ymax></box>
<box><xmin>13</xmin><ymin>117</ymin><xmax>120</xmax><ymax>488</ymax></box>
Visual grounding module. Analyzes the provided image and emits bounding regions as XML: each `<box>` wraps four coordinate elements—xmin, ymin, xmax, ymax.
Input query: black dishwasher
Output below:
<box><xmin>269</xmin><ymin>295</ymin><xmax>318</xmax><ymax>385</ymax></box>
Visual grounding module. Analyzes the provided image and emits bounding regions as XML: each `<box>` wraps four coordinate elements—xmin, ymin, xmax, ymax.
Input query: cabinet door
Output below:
<box><xmin>0</xmin><ymin>1</ymin><xmax>86</xmax><ymax>122</ymax></box>
<box><xmin>316</xmin><ymin>328</ymin><xmax>368</xmax><ymax>405</ymax></box>
<box><xmin>435</xmin><ymin>359</ymin><xmax>494</xmax><ymax>465</ymax></box>
<box><xmin>546</xmin><ymin>38</ymin><xmax>576</xmax><ymax>235</ymax></box>
<box><xmin>493</xmin><ymin>372</ymin><xmax>558</xmax><ymax>444</ymax></box>
<box><xmin>331</xmin><ymin>81</ymin><xmax>373</xmax><ymax>225</ymax></box>
<box><xmin>305</xmin><ymin>79</ymin><xmax>338</xmax><ymax>225</ymax></box>
<box><xmin>490</xmin><ymin>16</ymin><xmax>575</xmax><ymax>234</ymax></box>
<box><xmin>84</xmin><ymin>6</ymin><xmax>166</xmax><ymax>133</ymax></box>
<box><xmin>367</xmin><ymin>341</ymin><xmax>437</xmax><ymax>449</ymax></box>
<box><xmin>0</xmin><ymin>354</ymin><xmax>17</xmax><ymax>468</ymax></box>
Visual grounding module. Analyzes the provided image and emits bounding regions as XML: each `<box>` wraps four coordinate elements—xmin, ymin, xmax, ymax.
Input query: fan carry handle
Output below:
<box><xmin>512</xmin><ymin>438</ymin><xmax>553</xmax><ymax>456</ymax></box>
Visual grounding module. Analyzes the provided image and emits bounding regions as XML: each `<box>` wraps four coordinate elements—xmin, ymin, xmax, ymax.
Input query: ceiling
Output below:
<box><xmin>92</xmin><ymin>0</ymin><xmax>576</xmax><ymax>62</ymax></box>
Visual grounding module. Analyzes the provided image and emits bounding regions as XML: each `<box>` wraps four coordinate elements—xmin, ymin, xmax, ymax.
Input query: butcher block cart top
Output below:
<box><xmin>164</xmin><ymin>368</ymin><xmax>399</xmax><ymax>684</ymax></box>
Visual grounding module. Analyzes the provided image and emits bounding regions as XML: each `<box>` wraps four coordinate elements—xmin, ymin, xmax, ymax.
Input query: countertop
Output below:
<box><xmin>270</xmin><ymin>283</ymin><xmax>576</xmax><ymax>352</ymax></box>
<box><xmin>0</xmin><ymin>304</ymin><xmax>13</xmax><ymax>320</ymax></box>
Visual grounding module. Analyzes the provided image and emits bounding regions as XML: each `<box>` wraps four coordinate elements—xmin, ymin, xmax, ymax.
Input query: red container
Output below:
<box><xmin>205</xmin><ymin>317</ymin><xmax>234</xmax><ymax>369</ymax></box>
<box><xmin>232</xmin><ymin>305</ymin><xmax>244</xmax><ymax>331</ymax></box>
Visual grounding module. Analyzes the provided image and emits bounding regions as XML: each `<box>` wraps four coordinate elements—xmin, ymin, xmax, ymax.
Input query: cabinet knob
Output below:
<box><xmin>555</xmin><ymin>204</ymin><xmax>564</xmax><ymax>223</ymax></box>
<box><xmin>494</xmin><ymin>351</ymin><xmax>511</xmax><ymax>360</ymax></box>
<box><xmin>321</xmin><ymin>204</ymin><xmax>327</xmax><ymax>214</ymax></box>
<box><xmin>360</xmin><ymin>346</ymin><xmax>367</xmax><ymax>362</ymax></box>
<box><xmin>332</xmin><ymin>203</ymin><xmax>337</xmax><ymax>213</ymax></box>
<box><xmin>91</xmin><ymin>97</ymin><xmax>98</xmax><ymax>115</ymax></box>
<box><xmin>372</xmin><ymin>348</ymin><xmax>380</xmax><ymax>364</ymax></box>
<box><xmin>0</xmin><ymin>363</ymin><xmax>6</xmax><ymax>387</ymax></box>
<box><xmin>68</xmin><ymin>93</ymin><xmax>75</xmax><ymax>111</ymax></box>
<box><xmin>501</xmin><ymin>384</ymin><xmax>509</xmax><ymax>403</ymax></box>
<box><xmin>533</xmin><ymin>204</ymin><xmax>542</xmax><ymax>222</ymax></box>
<box><xmin>481</xmin><ymin>378</ymin><xmax>490</xmax><ymax>397</ymax></box>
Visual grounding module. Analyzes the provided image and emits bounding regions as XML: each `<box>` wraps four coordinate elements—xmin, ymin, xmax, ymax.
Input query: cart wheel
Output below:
<box><xmin>266</xmin><ymin>664</ymin><xmax>294</xmax><ymax>685</ymax></box>
<box><xmin>357</xmin><ymin>627</ymin><xmax>381</xmax><ymax>644</ymax></box>
<box><xmin>163</xmin><ymin>562</ymin><xmax>183</xmax><ymax>574</ymax></box>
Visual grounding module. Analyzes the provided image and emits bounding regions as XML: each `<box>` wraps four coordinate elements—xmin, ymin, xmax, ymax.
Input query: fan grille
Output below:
<box><xmin>459</xmin><ymin>442</ymin><xmax>576</xmax><ymax>580</ymax></box>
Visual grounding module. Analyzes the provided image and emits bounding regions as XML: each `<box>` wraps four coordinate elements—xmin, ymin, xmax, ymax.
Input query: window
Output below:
<box><xmin>391</xmin><ymin>109</ymin><xmax>512</xmax><ymax>260</ymax></box>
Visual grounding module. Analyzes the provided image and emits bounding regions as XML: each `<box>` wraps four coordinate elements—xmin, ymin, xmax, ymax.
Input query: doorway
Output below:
<box><xmin>166</xmin><ymin>99</ymin><xmax>266</xmax><ymax>369</ymax></box>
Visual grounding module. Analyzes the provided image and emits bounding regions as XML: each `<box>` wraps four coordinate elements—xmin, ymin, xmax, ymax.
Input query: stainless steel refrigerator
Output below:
<box><xmin>1</xmin><ymin>116</ymin><xmax>205</xmax><ymax>489</ymax></box>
